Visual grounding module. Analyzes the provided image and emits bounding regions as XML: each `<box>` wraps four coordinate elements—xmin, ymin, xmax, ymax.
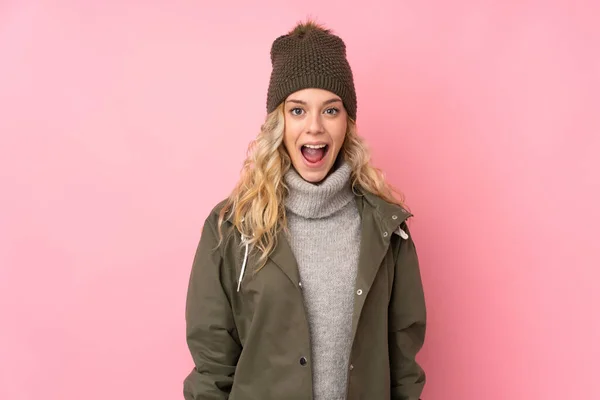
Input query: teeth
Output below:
<box><xmin>303</xmin><ymin>144</ymin><xmax>327</xmax><ymax>149</ymax></box>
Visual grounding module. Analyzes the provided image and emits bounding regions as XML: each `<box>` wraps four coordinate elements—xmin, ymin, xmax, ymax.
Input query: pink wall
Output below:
<box><xmin>1</xmin><ymin>1</ymin><xmax>599</xmax><ymax>399</ymax></box>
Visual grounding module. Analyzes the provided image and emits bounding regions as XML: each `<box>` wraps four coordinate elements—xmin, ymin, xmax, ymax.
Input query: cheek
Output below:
<box><xmin>332</xmin><ymin>122</ymin><xmax>348</xmax><ymax>149</ymax></box>
<box><xmin>283</xmin><ymin>121</ymin><xmax>301</xmax><ymax>150</ymax></box>
<box><xmin>282</xmin><ymin>128</ymin><xmax>293</xmax><ymax>151</ymax></box>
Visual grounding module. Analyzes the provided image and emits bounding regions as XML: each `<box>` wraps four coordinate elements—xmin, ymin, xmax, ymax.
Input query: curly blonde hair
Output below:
<box><xmin>217</xmin><ymin>103</ymin><xmax>405</xmax><ymax>269</ymax></box>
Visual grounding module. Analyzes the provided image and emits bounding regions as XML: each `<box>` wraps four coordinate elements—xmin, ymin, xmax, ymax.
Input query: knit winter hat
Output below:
<box><xmin>266</xmin><ymin>21</ymin><xmax>357</xmax><ymax>120</ymax></box>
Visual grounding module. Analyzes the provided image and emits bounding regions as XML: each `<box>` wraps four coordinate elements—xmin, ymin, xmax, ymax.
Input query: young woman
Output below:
<box><xmin>184</xmin><ymin>20</ymin><xmax>426</xmax><ymax>400</ymax></box>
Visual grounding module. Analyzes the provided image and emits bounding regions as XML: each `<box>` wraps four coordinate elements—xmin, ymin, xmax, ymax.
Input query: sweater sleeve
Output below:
<box><xmin>389</xmin><ymin>222</ymin><xmax>427</xmax><ymax>400</ymax></box>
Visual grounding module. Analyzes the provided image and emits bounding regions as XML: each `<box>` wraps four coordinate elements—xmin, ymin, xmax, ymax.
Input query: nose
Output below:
<box><xmin>306</xmin><ymin>112</ymin><xmax>324</xmax><ymax>135</ymax></box>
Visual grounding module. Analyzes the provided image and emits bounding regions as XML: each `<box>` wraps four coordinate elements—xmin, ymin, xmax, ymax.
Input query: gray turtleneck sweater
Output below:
<box><xmin>284</xmin><ymin>162</ymin><xmax>361</xmax><ymax>400</ymax></box>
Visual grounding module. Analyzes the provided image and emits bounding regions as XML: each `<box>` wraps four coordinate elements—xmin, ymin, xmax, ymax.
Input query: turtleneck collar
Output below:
<box><xmin>284</xmin><ymin>162</ymin><xmax>355</xmax><ymax>219</ymax></box>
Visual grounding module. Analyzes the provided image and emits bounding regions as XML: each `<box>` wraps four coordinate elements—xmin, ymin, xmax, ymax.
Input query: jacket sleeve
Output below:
<box><xmin>389</xmin><ymin>222</ymin><xmax>427</xmax><ymax>400</ymax></box>
<box><xmin>183</xmin><ymin>216</ymin><xmax>242</xmax><ymax>399</ymax></box>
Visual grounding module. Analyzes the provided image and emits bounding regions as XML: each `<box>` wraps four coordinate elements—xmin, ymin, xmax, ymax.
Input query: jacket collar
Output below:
<box><xmin>355</xmin><ymin>186</ymin><xmax>413</xmax><ymax>228</ymax></box>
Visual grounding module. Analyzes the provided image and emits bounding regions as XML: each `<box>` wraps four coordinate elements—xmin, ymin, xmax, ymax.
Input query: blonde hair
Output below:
<box><xmin>217</xmin><ymin>103</ymin><xmax>405</xmax><ymax>269</ymax></box>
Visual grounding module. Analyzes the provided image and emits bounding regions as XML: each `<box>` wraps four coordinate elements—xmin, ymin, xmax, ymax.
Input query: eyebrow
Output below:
<box><xmin>285</xmin><ymin>98</ymin><xmax>342</xmax><ymax>106</ymax></box>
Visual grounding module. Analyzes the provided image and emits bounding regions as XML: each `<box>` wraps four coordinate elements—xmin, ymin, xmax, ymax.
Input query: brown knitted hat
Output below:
<box><xmin>266</xmin><ymin>21</ymin><xmax>357</xmax><ymax>120</ymax></box>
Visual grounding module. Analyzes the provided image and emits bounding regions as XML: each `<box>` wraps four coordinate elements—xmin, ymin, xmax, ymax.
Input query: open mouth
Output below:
<box><xmin>300</xmin><ymin>144</ymin><xmax>329</xmax><ymax>165</ymax></box>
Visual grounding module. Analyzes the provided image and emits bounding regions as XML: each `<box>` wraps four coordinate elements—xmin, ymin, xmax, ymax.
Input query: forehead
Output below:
<box><xmin>285</xmin><ymin>88</ymin><xmax>342</xmax><ymax>103</ymax></box>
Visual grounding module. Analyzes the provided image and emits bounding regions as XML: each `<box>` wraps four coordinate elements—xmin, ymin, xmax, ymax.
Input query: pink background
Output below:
<box><xmin>1</xmin><ymin>1</ymin><xmax>599</xmax><ymax>399</ymax></box>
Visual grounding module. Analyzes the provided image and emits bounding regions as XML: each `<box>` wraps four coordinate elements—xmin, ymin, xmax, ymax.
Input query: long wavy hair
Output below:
<box><xmin>217</xmin><ymin>103</ymin><xmax>405</xmax><ymax>269</ymax></box>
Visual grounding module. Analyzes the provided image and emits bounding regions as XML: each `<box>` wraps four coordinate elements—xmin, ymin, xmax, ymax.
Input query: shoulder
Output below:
<box><xmin>200</xmin><ymin>197</ymin><xmax>237</xmax><ymax>244</ymax></box>
<box><xmin>206</xmin><ymin>197</ymin><xmax>230</xmax><ymax>222</ymax></box>
<box><xmin>358</xmin><ymin>188</ymin><xmax>413</xmax><ymax>219</ymax></box>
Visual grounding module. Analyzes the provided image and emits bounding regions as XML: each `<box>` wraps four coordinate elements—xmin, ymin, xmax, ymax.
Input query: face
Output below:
<box><xmin>282</xmin><ymin>88</ymin><xmax>348</xmax><ymax>183</ymax></box>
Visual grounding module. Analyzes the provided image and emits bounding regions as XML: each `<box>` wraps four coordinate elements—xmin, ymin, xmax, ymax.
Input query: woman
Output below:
<box><xmin>184</xmin><ymin>20</ymin><xmax>426</xmax><ymax>400</ymax></box>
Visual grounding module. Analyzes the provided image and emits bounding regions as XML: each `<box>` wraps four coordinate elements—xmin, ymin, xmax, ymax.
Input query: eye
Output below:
<box><xmin>290</xmin><ymin>107</ymin><xmax>304</xmax><ymax>116</ymax></box>
<box><xmin>324</xmin><ymin>107</ymin><xmax>339</xmax><ymax>115</ymax></box>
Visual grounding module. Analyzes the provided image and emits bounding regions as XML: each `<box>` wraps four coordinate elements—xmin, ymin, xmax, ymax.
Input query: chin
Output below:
<box><xmin>293</xmin><ymin>162</ymin><xmax>333</xmax><ymax>184</ymax></box>
<box><xmin>300</xmin><ymin>171</ymin><xmax>328</xmax><ymax>183</ymax></box>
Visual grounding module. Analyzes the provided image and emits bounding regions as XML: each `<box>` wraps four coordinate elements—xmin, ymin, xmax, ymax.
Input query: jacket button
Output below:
<box><xmin>356</xmin><ymin>289</ymin><xmax>363</xmax><ymax>295</ymax></box>
<box><xmin>298</xmin><ymin>282</ymin><xmax>302</xmax><ymax>288</ymax></box>
<box><xmin>392</xmin><ymin>215</ymin><xmax>398</xmax><ymax>220</ymax></box>
<box><xmin>383</xmin><ymin>231</ymin><xmax>388</xmax><ymax>237</ymax></box>
<box><xmin>299</xmin><ymin>356</ymin><xmax>308</xmax><ymax>366</ymax></box>
<box><xmin>349</xmin><ymin>364</ymin><xmax>354</xmax><ymax>370</ymax></box>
